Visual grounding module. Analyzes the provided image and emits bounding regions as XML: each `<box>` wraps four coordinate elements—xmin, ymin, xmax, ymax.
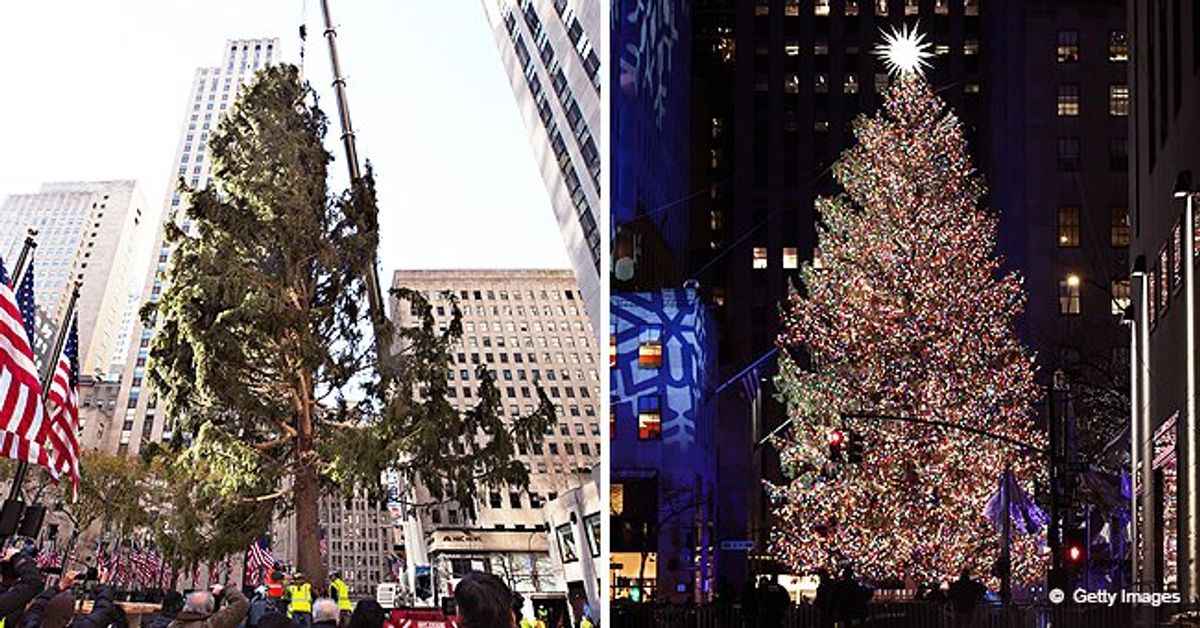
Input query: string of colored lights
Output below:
<box><xmin>769</xmin><ymin>73</ymin><xmax>1047</xmax><ymax>588</ymax></box>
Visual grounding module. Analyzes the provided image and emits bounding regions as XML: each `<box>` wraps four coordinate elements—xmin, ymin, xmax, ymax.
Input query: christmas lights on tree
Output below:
<box><xmin>769</xmin><ymin>42</ymin><xmax>1046</xmax><ymax>586</ymax></box>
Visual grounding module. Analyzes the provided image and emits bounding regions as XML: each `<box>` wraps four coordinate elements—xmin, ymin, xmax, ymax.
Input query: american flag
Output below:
<box><xmin>246</xmin><ymin>536</ymin><xmax>273</xmax><ymax>585</ymax></box>
<box><xmin>46</xmin><ymin>315</ymin><xmax>80</xmax><ymax>499</ymax></box>
<box><xmin>207</xmin><ymin>560</ymin><xmax>219</xmax><ymax>587</ymax></box>
<box><xmin>387</xmin><ymin>554</ymin><xmax>404</xmax><ymax>582</ymax></box>
<box><xmin>318</xmin><ymin>526</ymin><xmax>327</xmax><ymax>558</ymax></box>
<box><xmin>36</xmin><ymin>545</ymin><xmax>58</xmax><ymax>569</ymax></box>
<box><xmin>0</xmin><ymin>257</ymin><xmax>53</xmax><ymax>474</ymax></box>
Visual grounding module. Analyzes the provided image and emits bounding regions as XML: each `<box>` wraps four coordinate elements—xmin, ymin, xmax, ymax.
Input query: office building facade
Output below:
<box><xmin>1127</xmin><ymin>0</ymin><xmax>1200</xmax><ymax>601</ymax></box>
<box><xmin>390</xmin><ymin>269</ymin><xmax>600</xmax><ymax>609</ymax></box>
<box><xmin>481</xmin><ymin>0</ymin><xmax>603</xmax><ymax>330</ymax></box>
<box><xmin>0</xmin><ymin>180</ymin><xmax>147</xmax><ymax>379</ymax></box>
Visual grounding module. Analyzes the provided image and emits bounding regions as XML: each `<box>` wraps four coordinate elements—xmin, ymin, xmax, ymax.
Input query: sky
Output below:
<box><xmin>0</xmin><ymin>0</ymin><xmax>569</xmax><ymax>295</ymax></box>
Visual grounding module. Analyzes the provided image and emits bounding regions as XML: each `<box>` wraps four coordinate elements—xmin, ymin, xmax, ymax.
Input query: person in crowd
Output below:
<box><xmin>145</xmin><ymin>590</ymin><xmax>185</xmax><ymax>628</ymax></box>
<box><xmin>946</xmin><ymin>568</ymin><xmax>986</xmax><ymax>628</ymax></box>
<box><xmin>265</xmin><ymin>563</ymin><xmax>286</xmax><ymax>613</ymax></box>
<box><xmin>287</xmin><ymin>572</ymin><xmax>313</xmax><ymax>628</ymax></box>
<box><xmin>327</xmin><ymin>571</ymin><xmax>352</xmax><ymax>626</ymax></box>
<box><xmin>168</xmin><ymin>583</ymin><xmax>249</xmax><ymax>628</ymax></box>
<box><xmin>311</xmin><ymin>598</ymin><xmax>340</xmax><ymax>628</ymax></box>
<box><xmin>347</xmin><ymin>599</ymin><xmax>384</xmax><ymax>628</ymax></box>
<box><xmin>454</xmin><ymin>571</ymin><xmax>517</xmax><ymax>628</ymax></box>
<box><xmin>256</xmin><ymin>613</ymin><xmax>293</xmax><ymax>628</ymax></box>
<box><xmin>831</xmin><ymin>566</ymin><xmax>871</xmax><ymax>626</ymax></box>
<box><xmin>26</xmin><ymin>567</ymin><xmax>125</xmax><ymax>628</ymax></box>
<box><xmin>247</xmin><ymin>585</ymin><xmax>273</xmax><ymax>627</ymax></box>
<box><xmin>0</xmin><ymin>546</ymin><xmax>44</xmax><ymax>621</ymax></box>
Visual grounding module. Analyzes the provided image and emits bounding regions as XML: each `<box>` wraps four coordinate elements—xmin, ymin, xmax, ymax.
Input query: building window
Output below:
<box><xmin>638</xmin><ymin>326</ymin><xmax>662</xmax><ymax>368</ymax></box>
<box><xmin>965</xmin><ymin>0</ymin><xmax>979</xmax><ymax>16</ymax></box>
<box><xmin>638</xmin><ymin>395</ymin><xmax>662</xmax><ymax>440</ymax></box>
<box><xmin>753</xmin><ymin>246</ymin><xmax>768</xmax><ymax>269</ymax></box>
<box><xmin>814</xmin><ymin>73</ymin><xmax>828</xmax><ymax>93</ymax></box>
<box><xmin>1174</xmin><ymin>222</ymin><xmax>1184</xmax><ymax>293</ymax></box>
<box><xmin>1057</xmin><ymin>137</ymin><xmax>1080</xmax><ymax>171</ymax></box>
<box><xmin>783</xmin><ymin>247</ymin><xmax>799</xmax><ymax>269</ymax></box>
<box><xmin>875</xmin><ymin>0</ymin><xmax>888</xmax><ymax>15</ymax></box>
<box><xmin>844</xmin><ymin>74</ymin><xmax>859</xmax><ymax>94</ymax></box>
<box><xmin>1110</xmin><ymin>138</ymin><xmax>1128</xmax><ymax>171</ymax></box>
<box><xmin>1111</xmin><ymin>207</ymin><xmax>1130</xmax><ymax>247</ymax></box>
<box><xmin>1057</xmin><ymin>206</ymin><xmax>1080</xmax><ymax>247</ymax></box>
<box><xmin>1057</xmin><ymin>30</ymin><xmax>1080</xmax><ymax>63</ymax></box>
<box><xmin>1109</xmin><ymin>31</ymin><xmax>1129</xmax><ymax>61</ymax></box>
<box><xmin>1159</xmin><ymin>246</ymin><xmax>1171</xmax><ymax>315</ymax></box>
<box><xmin>814</xmin><ymin>0</ymin><xmax>830</xmax><ymax>16</ymax></box>
<box><xmin>784</xmin><ymin>74</ymin><xmax>800</xmax><ymax>94</ymax></box>
<box><xmin>1109</xmin><ymin>85</ymin><xmax>1130</xmax><ymax>116</ymax></box>
<box><xmin>1059</xmin><ymin>276</ymin><xmax>1082</xmax><ymax>315</ymax></box>
<box><xmin>784</xmin><ymin>0</ymin><xmax>799</xmax><ymax>16</ymax></box>
<box><xmin>1112</xmin><ymin>279</ymin><xmax>1131</xmax><ymax>316</ymax></box>
<box><xmin>1057</xmin><ymin>84</ymin><xmax>1080</xmax><ymax>116</ymax></box>
<box><xmin>905</xmin><ymin>0</ymin><xmax>919</xmax><ymax>16</ymax></box>
<box><xmin>935</xmin><ymin>0</ymin><xmax>949</xmax><ymax>15</ymax></box>
<box><xmin>609</xmin><ymin>328</ymin><xmax>616</xmax><ymax>368</ymax></box>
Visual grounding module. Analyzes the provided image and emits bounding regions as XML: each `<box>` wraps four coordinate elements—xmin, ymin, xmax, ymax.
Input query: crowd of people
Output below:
<box><xmin>0</xmin><ymin>548</ymin><xmax>597</xmax><ymax>628</ymax></box>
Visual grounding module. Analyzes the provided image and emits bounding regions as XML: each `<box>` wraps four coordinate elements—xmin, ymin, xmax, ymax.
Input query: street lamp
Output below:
<box><xmin>1176</xmin><ymin>169</ymin><xmax>1199</xmax><ymax>601</ymax></box>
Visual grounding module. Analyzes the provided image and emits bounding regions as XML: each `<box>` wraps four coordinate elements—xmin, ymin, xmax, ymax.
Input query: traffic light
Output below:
<box><xmin>828</xmin><ymin>429</ymin><xmax>846</xmax><ymax>462</ymax></box>
<box><xmin>1063</xmin><ymin>527</ymin><xmax>1086</xmax><ymax>565</ymax></box>
<box><xmin>847</xmin><ymin>431</ymin><xmax>865</xmax><ymax>464</ymax></box>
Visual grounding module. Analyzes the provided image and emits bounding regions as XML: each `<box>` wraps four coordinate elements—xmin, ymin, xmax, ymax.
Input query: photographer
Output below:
<box><xmin>24</xmin><ymin>566</ymin><xmax>125</xmax><ymax>628</ymax></box>
<box><xmin>0</xmin><ymin>545</ymin><xmax>45</xmax><ymax>619</ymax></box>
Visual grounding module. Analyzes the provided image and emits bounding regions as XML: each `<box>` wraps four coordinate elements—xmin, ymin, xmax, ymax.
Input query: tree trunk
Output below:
<box><xmin>293</xmin><ymin>399</ymin><xmax>326</xmax><ymax>589</ymax></box>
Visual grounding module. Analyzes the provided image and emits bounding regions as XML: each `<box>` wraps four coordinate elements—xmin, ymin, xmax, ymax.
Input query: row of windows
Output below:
<box><xmin>1056</xmin><ymin>206</ymin><xmax>1130</xmax><ymax>248</ymax></box>
<box><xmin>1146</xmin><ymin>215</ymin><xmax>1200</xmax><ymax>329</ymax></box>
<box><xmin>759</xmin><ymin>0</ymin><xmax>980</xmax><ymax>18</ymax></box>
<box><xmin>758</xmin><ymin>73</ymin><xmax>980</xmax><ymax>97</ymax></box>
<box><xmin>1056</xmin><ymin>84</ymin><xmax>1129</xmax><ymax>117</ymax></box>
<box><xmin>445</xmin><ymin>384</ymin><xmax>592</xmax><ymax>400</ymax></box>
<box><xmin>1057</xmin><ymin>274</ymin><xmax>1130</xmax><ymax>317</ymax></box>
<box><xmin>1055</xmin><ymin>137</ymin><xmax>1128</xmax><ymax>172</ymax></box>
<box><xmin>453</xmin><ymin>349</ymin><xmax>596</xmax><ymax>366</ymax></box>
<box><xmin>610</xmin><ymin>395</ymin><xmax>663</xmax><ymax>441</ymax></box>
<box><xmin>1056</xmin><ymin>30</ymin><xmax>1129</xmax><ymax>63</ymax></box>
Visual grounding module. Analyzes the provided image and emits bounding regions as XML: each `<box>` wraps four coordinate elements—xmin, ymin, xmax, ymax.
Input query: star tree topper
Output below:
<box><xmin>875</xmin><ymin>22</ymin><xmax>934</xmax><ymax>78</ymax></box>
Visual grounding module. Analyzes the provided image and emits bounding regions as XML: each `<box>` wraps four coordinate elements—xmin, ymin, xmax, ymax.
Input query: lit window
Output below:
<box><xmin>1057</xmin><ymin>206</ymin><xmax>1080</xmax><ymax>247</ymax></box>
<box><xmin>965</xmin><ymin>0</ymin><xmax>979</xmax><ymax>16</ymax></box>
<box><xmin>1059</xmin><ymin>276</ymin><xmax>1081</xmax><ymax>315</ymax></box>
<box><xmin>844</xmin><ymin>74</ymin><xmax>859</xmax><ymax>94</ymax></box>
<box><xmin>610</xmin><ymin>484</ymin><xmax>623</xmax><ymax>516</ymax></box>
<box><xmin>785</xmin><ymin>74</ymin><xmax>800</xmax><ymax>94</ymax></box>
<box><xmin>1057</xmin><ymin>30</ymin><xmax>1080</xmax><ymax>63</ymax></box>
<box><xmin>753</xmin><ymin>247</ymin><xmax>768</xmax><ymax>269</ymax></box>
<box><xmin>783</xmin><ymin>247</ymin><xmax>799</xmax><ymax>269</ymax></box>
<box><xmin>1109</xmin><ymin>31</ymin><xmax>1129</xmax><ymax>62</ymax></box>
<box><xmin>845</xmin><ymin>0</ymin><xmax>859</xmax><ymax>16</ymax></box>
<box><xmin>1057</xmin><ymin>84</ymin><xmax>1080</xmax><ymax>116</ymax></box>
<box><xmin>1057</xmin><ymin>137</ymin><xmax>1080</xmax><ymax>171</ymax></box>
<box><xmin>1111</xmin><ymin>207</ymin><xmax>1130</xmax><ymax>247</ymax></box>
<box><xmin>875</xmin><ymin>73</ymin><xmax>890</xmax><ymax>93</ymax></box>
<box><xmin>964</xmin><ymin>40</ymin><xmax>980</xmax><ymax>55</ymax></box>
<box><xmin>638</xmin><ymin>395</ymin><xmax>661</xmax><ymax>440</ymax></box>
<box><xmin>609</xmin><ymin>328</ymin><xmax>617</xmax><ymax>367</ymax></box>
<box><xmin>935</xmin><ymin>0</ymin><xmax>949</xmax><ymax>15</ymax></box>
<box><xmin>905</xmin><ymin>0</ymin><xmax>919</xmax><ymax>16</ymax></box>
<box><xmin>1159</xmin><ymin>246</ymin><xmax>1170</xmax><ymax>315</ymax></box>
<box><xmin>785</xmin><ymin>42</ymin><xmax>800</xmax><ymax>56</ymax></box>
<box><xmin>1109</xmin><ymin>85</ymin><xmax>1130</xmax><ymax>116</ymax></box>
<box><xmin>785</xmin><ymin>0</ymin><xmax>800</xmax><ymax>16</ymax></box>
<box><xmin>638</xmin><ymin>326</ymin><xmax>662</xmax><ymax>368</ymax></box>
<box><xmin>814</xmin><ymin>0</ymin><xmax>830</xmax><ymax>16</ymax></box>
<box><xmin>964</xmin><ymin>83</ymin><xmax>981</xmax><ymax>94</ymax></box>
<box><xmin>875</xmin><ymin>0</ymin><xmax>888</xmax><ymax>15</ymax></box>
<box><xmin>815</xmin><ymin>73</ymin><xmax>828</xmax><ymax>93</ymax></box>
<box><xmin>1149</xmin><ymin>264</ymin><xmax>1159</xmax><ymax>323</ymax></box>
<box><xmin>754</xmin><ymin>2</ymin><xmax>769</xmax><ymax>16</ymax></box>
<box><xmin>1174</xmin><ymin>222</ymin><xmax>1184</xmax><ymax>292</ymax></box>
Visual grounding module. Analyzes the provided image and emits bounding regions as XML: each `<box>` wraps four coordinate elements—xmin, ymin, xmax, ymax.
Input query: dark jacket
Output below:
<box><xmin>145</xmin><ymin>610</ymin><xmax>179</xmax><ymax>628</ymax></box>
<box><xmin>72</xmin><ymin>586</ymin><xmax>128</xmax><ymax>628</ymax></box>
<box><xmin>167</xmin><ymin>587</ymin><xmax>249</xmax><ymax>628</ymax></box>
<box><xmin>0</xmin><ymin>554</ymin><xmax>45</xmax><ymax>618</ymax></box>
<box><xmin>313</xmin><ymin>621</ymin><xmax>338</xmax><ymax>628</ymax></box>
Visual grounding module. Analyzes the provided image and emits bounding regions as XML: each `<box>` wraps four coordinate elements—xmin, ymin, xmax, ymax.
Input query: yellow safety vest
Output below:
<box><xmin>332</xmin><ymin>578</ymin><xmax>352</xmax><ymax>611</ymax></box>
<box><xmin>288</xmin><ymin>583</ymin><xmax>313</xmax><ymax>615</ymax></box>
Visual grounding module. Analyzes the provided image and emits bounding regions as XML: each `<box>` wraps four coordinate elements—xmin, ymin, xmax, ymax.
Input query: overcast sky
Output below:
<box><xmin>0</xmin><ymin>0</ymin><xmax>569</xmax><ymax>294</ymax></box>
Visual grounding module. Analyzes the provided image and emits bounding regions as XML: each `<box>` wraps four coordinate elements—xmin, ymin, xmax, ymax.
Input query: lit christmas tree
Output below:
<box><xmin>769</xmin><ymin>25</ymin><xmax>1045</xmax><ymax>585</ymax></box>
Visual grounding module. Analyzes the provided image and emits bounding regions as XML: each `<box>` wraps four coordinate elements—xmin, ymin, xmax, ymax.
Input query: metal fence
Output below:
<box><xmin>609</xmin><ymin>601</ymin><xmax>1200</xmax><ymax>628</ymax></box>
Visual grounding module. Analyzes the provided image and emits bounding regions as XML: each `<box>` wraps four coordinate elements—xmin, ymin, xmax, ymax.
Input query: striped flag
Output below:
<box><xmin>36</xmin><ymin>545</ymin><xmax>58</xmax><ymax>569</ymax></box>
<box><xmin>0</xmin><ymin>257</ymin><xmax>53</xmax><ymax>474</ymax></box>
<box><xmin>208</xmin><ymin>560</ymin><xmax>219</xmax><ymax>587</ymax></box>
<box><xmin>246</xmin><ymin>536</ymin><xmax>273</xmax><ymax>585</ymax></box>
<box><xmin>46</xmin><ymin>315</ymin><xmax>80</xmax><ymax>499</ymax></box>
<box><xmin>318</xmin><ymin>526</ymin><xmax>327</xmax><ymax>558</ymax></box>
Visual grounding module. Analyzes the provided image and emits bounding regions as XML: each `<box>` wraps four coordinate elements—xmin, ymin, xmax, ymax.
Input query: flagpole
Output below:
<box><xmin>11</xmin><ymin>230</ymin><xmax>38</xmax><ymax>286</ymax></box>
<box><xmin>6</xmin><ymin>281</ymin><xmax>82</xmax><ymax>505</ymax></box>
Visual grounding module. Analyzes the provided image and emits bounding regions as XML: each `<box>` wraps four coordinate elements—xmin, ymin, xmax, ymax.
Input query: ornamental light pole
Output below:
<box><xmin>1175</xmin><ymin>169</ymin><xmax>1198</xmax><ymax>601</ymax></box>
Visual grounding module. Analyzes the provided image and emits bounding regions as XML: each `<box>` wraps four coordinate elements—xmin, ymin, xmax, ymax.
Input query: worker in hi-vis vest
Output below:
<box><xmin>287</xmin><ymin>571</ymin><xmax>314</xmax><ymax>627</ymax></box>
<box><xmin>328</xmin><ymin>570</ymin><xmax>353</xmax><ymax>625</ymax></box>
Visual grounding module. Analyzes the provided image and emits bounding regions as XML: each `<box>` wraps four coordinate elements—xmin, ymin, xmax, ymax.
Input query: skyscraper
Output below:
<box><xmin>480</xmin><ymin>0</ymin><xmax>602</xmax><ymax>331</ymax></box>
<box><xmin>390</xmin><ymin>269</ymin><xmax>600</xmax><ymax>610</ymax></box>
<box><xmin>0</xmin><ymin>180</ymin><xmax>148</xmax><ymax>379</ymax></box>
<box><xmin>85</xmin><ymin>38</ymin><xmax>280</xmax><ymax>454</ymax></box>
